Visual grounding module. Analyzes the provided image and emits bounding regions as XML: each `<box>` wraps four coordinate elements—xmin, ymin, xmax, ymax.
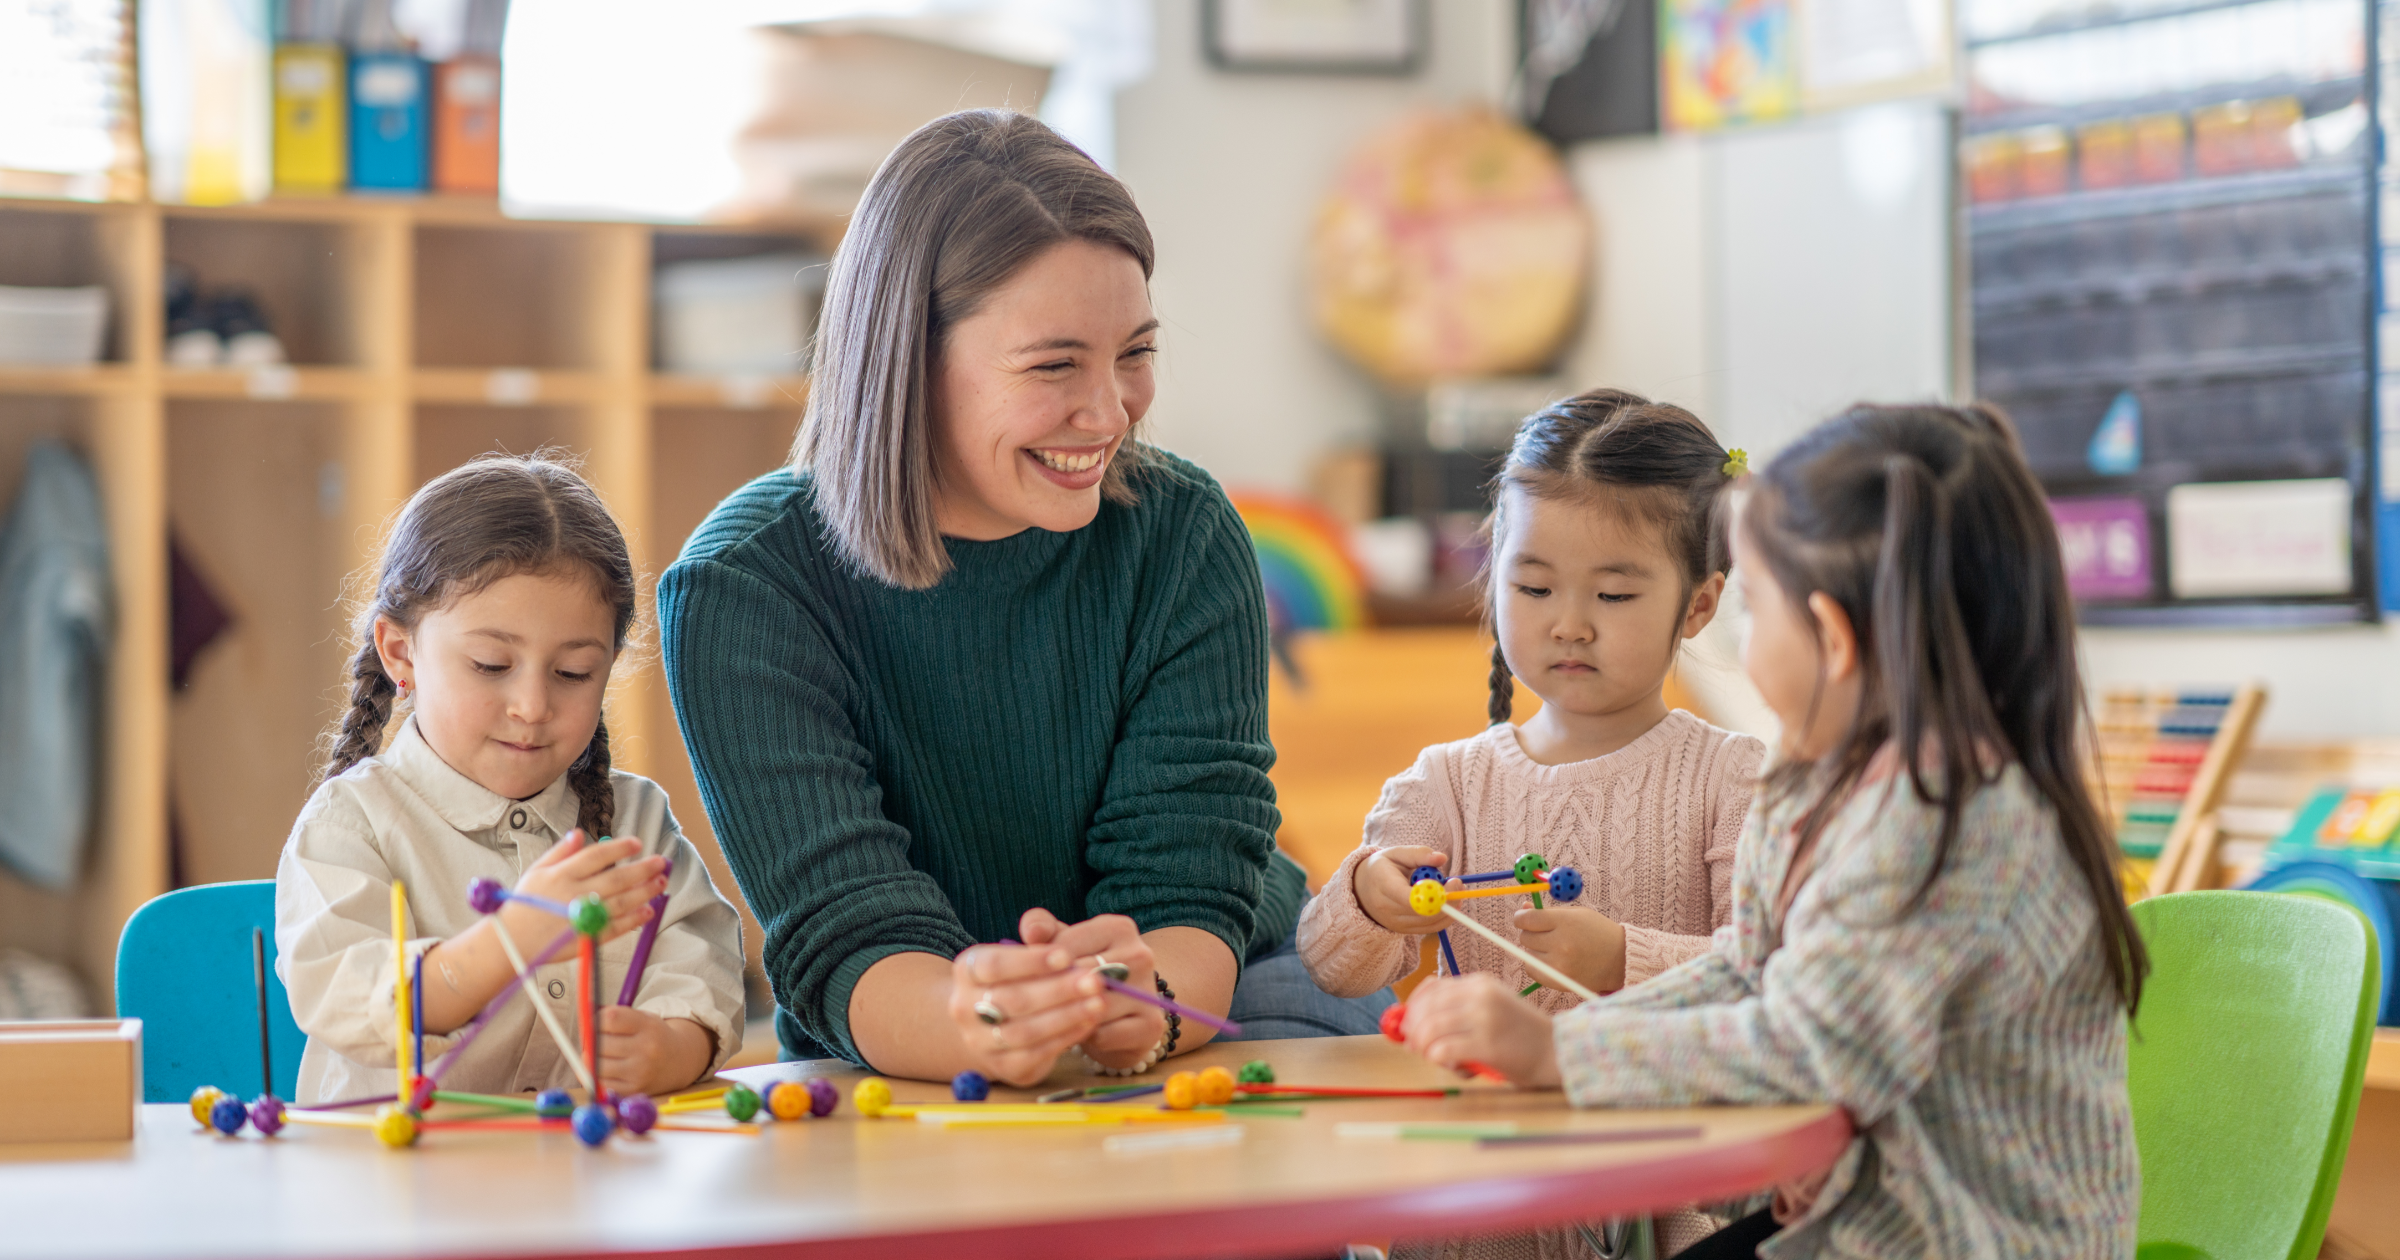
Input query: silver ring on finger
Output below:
<box><xmin>974</xmin><ymin>994</ymin><xmax>1008</xmax><ymax>1026</ymax></box>
<box><xmin>1094</xmin><ymin>956</ymin><xmax>1131</xmax><ymax>982</ymax></box>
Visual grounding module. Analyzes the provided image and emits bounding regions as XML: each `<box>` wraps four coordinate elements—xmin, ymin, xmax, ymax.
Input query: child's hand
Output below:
<box><xmin>1400</xmin><ymin>973</ymin><xmax>1560</xmax><ymax>1086</ymax></box>
<box><xmin>597</xmin><ymin>1007</ymin><xmax>714</xmax><ymax>1097</ymax></box>
<box><xmin>1355</xmin><ymin>846</ymin><xmax>1453</xmax><ymax>934</ymax></box>
<box><xmin>513</xmin><ymin>830</ymin><xmax>667</xmax><ymax>945</ymax></box>
<box><xmin>1512</xmin><ymin>906</ymin><xmax>1628</xmax><ymax>994</ymax></box>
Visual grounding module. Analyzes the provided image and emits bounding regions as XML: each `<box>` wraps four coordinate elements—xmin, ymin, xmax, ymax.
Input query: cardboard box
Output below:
<box><xmin>0</xmin><ymin>1020</ymin><xmax>141</xmax><ymax>1143</ymax></box>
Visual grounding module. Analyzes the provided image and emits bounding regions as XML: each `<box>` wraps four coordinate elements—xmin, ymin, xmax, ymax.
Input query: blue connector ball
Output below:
<box><xmin>1545</xmin><ymin>866</ymin><xmax>1583</xmax><ymax>902</ymax></box>
<box><xmin>951</xmin><ymin>1070</ymin><xmax>990</xmax><ymax>1102</ymax></box>
<box><xmin>1411</xmin><ymin>865</ymin><xmax>1443</xmax><ymax>885</ymax></box>
<box><xmin>571</xmin><ymin>1102</ymin><xmax>615</xmax><ymax>1146</ymax></box>
<box><xmin>209</xmin><ymin>1094</ymin><xmax>249</xmax><ymax>1136</ymax></box>
<box><xmin>535</xmin><ymin>1089</ymin><xmax>574</xmax><ymax>1119</ymax></box>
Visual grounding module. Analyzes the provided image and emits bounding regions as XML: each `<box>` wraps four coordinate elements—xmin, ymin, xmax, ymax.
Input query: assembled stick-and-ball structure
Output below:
<box><xmin>1406</xmin><ymin>856</ymin><xmax>1598</xmax><ymax>1002</ymax></box>
<box><xmin>193</xmin><ymin>860</ymin><xmax>823</xmax><ymax>1150</ymax></box>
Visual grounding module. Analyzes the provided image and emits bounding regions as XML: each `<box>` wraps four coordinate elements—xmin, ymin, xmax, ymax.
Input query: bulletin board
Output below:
<box><xmin>1961</xmin><ymin>0</ymin><xmax>2380</xmax><ymax>625</ymax></box>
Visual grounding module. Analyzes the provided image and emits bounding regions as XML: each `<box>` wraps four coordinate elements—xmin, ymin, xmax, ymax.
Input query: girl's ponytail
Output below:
<box><xmin>568</xmin><ymin>717</ymin><xmax>616</xmax><ymax>839</ymax></box>
<box><xmin>323</xmin><ymin>641</ymin><xmax>399</xmax><ymax>782</ymax></box>
<box><xmin>1487</xmin><ymin>643</ymin><xmax>1514</xmax><ymax>726</ymax></box>
<box><xmin>1870</xmin><ymin>454</ymin><xmax>2005</xmax><ymax>903</ymax></box>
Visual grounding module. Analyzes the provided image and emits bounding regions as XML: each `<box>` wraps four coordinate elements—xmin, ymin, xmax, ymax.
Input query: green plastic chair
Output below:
<box><xmin>2128</xmin><ymin>890</ymin><xmax>2380</xmax><ymax>1260</ymax></box>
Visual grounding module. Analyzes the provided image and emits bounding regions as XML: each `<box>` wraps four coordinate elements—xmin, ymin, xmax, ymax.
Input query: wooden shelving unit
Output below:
<box><xmin>0</xmin><ymin>195</ymin><xmax>827</xmax><ymax>1007</ymax></box>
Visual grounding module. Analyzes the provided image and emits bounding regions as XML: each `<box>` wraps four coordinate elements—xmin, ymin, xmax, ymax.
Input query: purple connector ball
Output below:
<box><xmin>209</xmin><ymin>1094</ymin><xmax>249</xmax><ymax>1136</ymax></box>
<box><xmin>467</xmin><ymin>877</ymin><xmax>506</xmax><ymax>916</ymax></box>
<box><xmin>535</xmin><ymin>1089</ymin><xmax>574</xmax><ymax>1119</ymax></box>
<box><xmin>249</xmin><ymin>1095</ymin><xmax>286</xmax><ymax>1136</ymax></box>
<box><xmin>571</xmin><ymin>1102</ymin><xmax>615</xmax><ymax>1146</ymax></box>
<box><xmin>1545</xmin><ymin>866</ymin><xmax>1583</xmax><ymax>902</ymax></box>
<box><xmin>617</xmin><ymin>1094</ymin><xmax>657</xmax><ymax>1135</ymax></box>
<box><xmin>805</xmin><ymin>1076</ymin><xmax>839</xmax><ymax>1117</ymax></box>
<box><xmin>951</xmin><ymin>1070</ymin><xmax>990</xmax><ymax>1102</ymax></box>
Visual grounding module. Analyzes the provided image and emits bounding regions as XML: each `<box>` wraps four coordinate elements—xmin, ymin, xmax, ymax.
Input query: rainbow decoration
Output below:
<box><xmin>1228</xmin><ymin>493</ymin><xmax>1368</xmax><ymax>633</ymax></box>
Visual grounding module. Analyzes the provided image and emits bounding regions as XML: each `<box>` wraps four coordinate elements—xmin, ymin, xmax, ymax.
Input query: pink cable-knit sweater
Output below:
<box><xmin>1299</xmin><ymin>709</ymin><xmax>1765</xmax><ymax>1008</ymax></box>
<box><xmin>1297</xmin><ymin>710</ymin><xmax>1765</xmax><ymax>1260</ymax></box>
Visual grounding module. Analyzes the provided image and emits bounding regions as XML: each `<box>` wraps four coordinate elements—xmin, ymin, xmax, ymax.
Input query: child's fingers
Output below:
<box><xmin>1512</xmin><ymin>908</ymin><xmax>1559</xmax><ymax>934</ymax></box>
<box><xmin>557</xmin><ymin>838</ymin><xmax>652</xmax><ymax>880</ymax></box>
<box><xmin>598</xmin><ymin>1004</ymin><xmax>652</xmax><ymax>1035</ymax></box>
<box><xmin>530</xmin><ymin>829</ymin><xmax>590</xmax><ymax>868</ymax></box>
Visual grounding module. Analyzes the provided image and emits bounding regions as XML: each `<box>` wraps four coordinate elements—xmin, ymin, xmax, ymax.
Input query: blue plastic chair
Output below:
<box><xmin>115</xmin><ymin>880</ymin><xmax>306</xmax><ymax>1103</ymax></box>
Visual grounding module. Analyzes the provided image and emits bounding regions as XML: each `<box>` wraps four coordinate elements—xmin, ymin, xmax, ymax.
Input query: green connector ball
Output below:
<box><xmin>1513</xmin><ymin>853</ymin><xmax>1550</xmax><ymax>884</ymax></box>
<box><xmin>723</xmin><ymin>1083</ymin><xmax>761</xmax><ymax>1122</ymax></box>
<box><xmin>568</xmin><ymin>893</ymin><xmax>610</xmax><ymax>937</ymax></box>
<box><xmin>1236</xmin><ymin>1059</ymin><xmax>1275</xmax><ymax>1085</ymax></box>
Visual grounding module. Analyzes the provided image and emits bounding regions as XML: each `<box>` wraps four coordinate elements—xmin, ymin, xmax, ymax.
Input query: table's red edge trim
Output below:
<box><xmin>548</xmin><ymin>1107</ymin><xmax>1855</xmax><ymax>1260</ymax></box>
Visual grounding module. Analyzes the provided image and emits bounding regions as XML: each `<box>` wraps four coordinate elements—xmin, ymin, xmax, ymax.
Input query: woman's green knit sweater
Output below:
<box><xmin>658</xmin><ymin>450</ymin><xmax>1306</xmax><ymax>1061</ymax></box>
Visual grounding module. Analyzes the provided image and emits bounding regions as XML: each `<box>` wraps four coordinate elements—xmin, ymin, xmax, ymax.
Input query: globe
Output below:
<box><xmin>1308</xmin><ymin>108</ymin><xmax>1591</xmax><ymax>388</ymax></box>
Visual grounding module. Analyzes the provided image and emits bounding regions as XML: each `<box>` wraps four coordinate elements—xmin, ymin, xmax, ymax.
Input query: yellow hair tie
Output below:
<box><xmin>1722</xmin><ymin>448</ymin><xmax>1749</xmax><ymax>478</ymax></box>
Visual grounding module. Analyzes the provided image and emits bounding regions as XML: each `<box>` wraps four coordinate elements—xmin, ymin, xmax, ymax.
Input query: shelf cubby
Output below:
<box><xmin>0</xmin><ymin>201</ymin><xmax>149</xmax><ymax>365</ymax></box>
<box><xmin>163</xmin><ymin>213</ymin><xmax>375</xmax><ymax>367</ymax></box>
<box><xmin>414</xmin><ymin>223</ymin><xmax>639</xmax><ymax>371</ymax></box>
<box><xmin>166</xmin><ymin>400</ymin><xmax>356</xmax><ymax>885</ymax></box>
<box><xmin>0</xmin><ymin>193</ymin><xmax>828</xmax><ymax>1006</ymax></box>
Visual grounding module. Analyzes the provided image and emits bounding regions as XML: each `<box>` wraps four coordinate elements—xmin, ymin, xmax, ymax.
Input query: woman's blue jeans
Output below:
<box><xmin>1221</xmin><ymin>931</ymin><xmax>1396</xmax><ymax>1041</ymax></box>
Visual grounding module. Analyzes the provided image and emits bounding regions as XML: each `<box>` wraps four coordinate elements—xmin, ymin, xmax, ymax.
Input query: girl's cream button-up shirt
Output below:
<box><xmin>275</xmin><ymin>717</ymin><xmax>745</xmax><ymax>1104</ymax></box>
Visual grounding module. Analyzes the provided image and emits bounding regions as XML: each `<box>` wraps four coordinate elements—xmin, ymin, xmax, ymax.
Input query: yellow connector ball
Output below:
<box><xmin>1196</xmin><ymin>1065</ymin><xmax>1235</xmax><ymax>1106</ymax></box>
<box><xmin>1409</xmin><ymin>878</ymin><xmax>1447</xmax><ymax>917</ymax></box>
<box><xmin>372</xmin><ymin>1104</ymin><xmax>418</xmax><ymax>1148</ymax></box>
<box><xmin>189</xmin><ymin>1085</ymin><xmax>225</xmax><ymax>1127</ymax></box>
<box><xmin>854</xmin><ymin>1076</ymin><xmax>894</xmax><ymax>1118</ymax></box>
<box><xmin>1163</xmin><ymin>1070</ymin><xmax>1198</xmax><ymax>1111</ymax></box>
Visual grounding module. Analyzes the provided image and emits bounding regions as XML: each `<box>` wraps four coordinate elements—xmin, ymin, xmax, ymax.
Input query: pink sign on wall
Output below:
<box><xmin>2050</xmin><ymin>496</ymin><xmax>2152</xmax><ymax>601</ymax></box>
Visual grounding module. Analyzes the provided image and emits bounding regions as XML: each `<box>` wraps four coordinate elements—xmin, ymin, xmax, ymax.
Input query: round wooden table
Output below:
<box><xmin>0</xmin><ymin>1035</ymin><xmax>1849</xmax><ymax>1259</ymax></box>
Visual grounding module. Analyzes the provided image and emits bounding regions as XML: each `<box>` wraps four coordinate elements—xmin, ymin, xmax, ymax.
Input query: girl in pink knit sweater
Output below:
<box><xmin>1297</xmin><ymin>389</ymin><xmax>1763</xmax><ymax>1259</ymax></box>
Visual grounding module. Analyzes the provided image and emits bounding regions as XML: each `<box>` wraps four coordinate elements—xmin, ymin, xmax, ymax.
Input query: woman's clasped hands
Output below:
<box><xmin>945</xmin><ymin>907</ymin><xmax>1168</xmax><ymax>1086</ymax></box>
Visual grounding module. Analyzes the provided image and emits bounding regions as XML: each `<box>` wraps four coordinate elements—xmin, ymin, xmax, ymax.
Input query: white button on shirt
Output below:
<box><xmin>274</xmin><ymin>717</ymin><xmax>745</xmax><ymax>1104</ymax></box>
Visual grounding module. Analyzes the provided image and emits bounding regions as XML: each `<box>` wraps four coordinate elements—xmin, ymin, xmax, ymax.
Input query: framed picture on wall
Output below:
<box><xmin>1203</xmin><ymin>0</ymin><xmax>1426</xmax><ymax>74</ymax></box>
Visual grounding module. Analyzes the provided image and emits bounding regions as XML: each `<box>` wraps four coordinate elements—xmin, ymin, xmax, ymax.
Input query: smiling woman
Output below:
<box><xmin>660</xmin><ymin>110</ymin><xmax>1393</xmax><ymax>1086</ymax></box>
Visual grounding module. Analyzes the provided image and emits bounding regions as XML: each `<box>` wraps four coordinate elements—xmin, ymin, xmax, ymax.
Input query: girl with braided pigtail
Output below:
<box><xmin>1298</xmin><ymin>389</ymin><xmax>1766</xmax><ymax>1259</ymax></box>
<box><xmin>277</xmin><ymin>453</ymin><xmax>745</xmax><ymax>1105</ymax></box>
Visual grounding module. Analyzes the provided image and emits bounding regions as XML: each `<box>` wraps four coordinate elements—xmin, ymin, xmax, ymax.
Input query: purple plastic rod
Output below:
<box><xmin>1457</xmin><ymin>870</ymin><xmax>1523</xmax><ymax>884</ymax></box>
<box><xmin>616</xmin><ymin>859</ymin><xmax>673</xmax><ymax>1006</ymax></box>
<box><xmin>1099</xmin><ymin>975</ymin><xmax>1241</xmax><ymax>1036</ymax></box>
<box><xmin>425</xmin><ymin>926</ymin><xmax>576</xmax><ymax>1083</ymax></box>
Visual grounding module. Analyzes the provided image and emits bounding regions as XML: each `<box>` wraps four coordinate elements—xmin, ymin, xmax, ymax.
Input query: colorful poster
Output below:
<box><xmin>1661</xmin><ymin>0</ymin><xmax>1798</xmax><ymax>131</ymax></box>
<box><xmin>2050</xmin><ymin>496</ymin><xmax>2152</xmax><ymax>601</ymax></box>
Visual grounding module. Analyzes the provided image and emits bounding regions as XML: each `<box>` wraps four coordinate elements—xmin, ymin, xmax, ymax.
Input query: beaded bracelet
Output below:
<box><xmin>1079</xmin><ymin>971</ymin><xmax>1182</xmax><ymax>1076</ymax></box>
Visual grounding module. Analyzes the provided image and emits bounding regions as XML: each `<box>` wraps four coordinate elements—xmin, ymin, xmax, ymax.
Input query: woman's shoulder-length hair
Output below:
<box><xmin>795</xmin><ymin>108</ymin><xmax>1156</xmax><ymax>590</ymax></box>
